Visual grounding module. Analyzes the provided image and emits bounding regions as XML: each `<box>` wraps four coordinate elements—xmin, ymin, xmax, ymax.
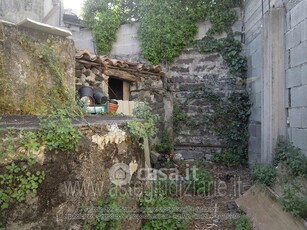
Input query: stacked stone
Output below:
<box><xmin>168</xmin><ymin>48</ymin><xmax>237</xmax><ymax>160</ymax></box>
<box><xmin>75</xmin><ymin>61</ymin><xmax>109</xmax><ymax>95</ymax></box>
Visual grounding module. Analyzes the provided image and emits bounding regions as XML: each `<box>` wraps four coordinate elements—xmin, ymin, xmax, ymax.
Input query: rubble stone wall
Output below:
<box><xmin>0</xmin><ymin>21</ymin><xmax>75</xmax><ymax>115</ymax></box>
<box><xmin>0</xmin><ymin>122</ymin><xmax>144</xmax><ymax>229</ymax></box>
<box><xmin>167</xmin><ymin>49</ymin><xmax>238</xmax><ymax>160</ymax></box>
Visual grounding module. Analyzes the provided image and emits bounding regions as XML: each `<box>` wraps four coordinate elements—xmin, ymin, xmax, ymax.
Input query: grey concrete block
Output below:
<box><xmin>290</xmin><ymin>41</ymin><xmax>307</xmax><ymax>67</ymax></box>
<box><xmin>291</xmin><ymin>85</ymin><xmax>307</xmax><ymax>107</ymax></box>
<box><xmin>291</xmin><ymin>128</ymin><xmax>307</xmax><ymax>151</ymax></box>
<box><xmin>250</xmin><ymin>106</ymin><xmax>261</xmax><ymax>122</ymax></box>
<box><xmin>286</xmin><ymin>22</ymin><xmax>302</xmax><ymax>50</ymax></box>
<box><xmin>303</xmin><ymin>19</ymin><xmax>307</xmax><ymax>42</ymax></box>
<box><xmin>251</xmin><ymin>78</ymin><xmax>262</xmax><ymax>94</ymax></box>
<box><xmin>301</xmin><ymin>63</ymin><xmax>307</xmax><ymax>85</ymax></box>
<box><xmin>301</xmin><ymin>108</ymin><xmax>307</xmax><ymax>128</ymax></box>
<box><xmin>288</xmin><ymin>108</ymin><xmax>302</xmax><ymax>128</ymax></box>
<box><xmin>290</xmin><ymin>1</ymin><xmax>305</xmax><ymax>28</ymax></box>
<box><xmin>286</xmin><ymin>66</ymin><xmax>302</xmax><ymax>88</ymax></box>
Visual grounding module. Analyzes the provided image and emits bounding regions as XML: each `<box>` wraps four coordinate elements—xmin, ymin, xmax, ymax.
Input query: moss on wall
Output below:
<box><xmin>0</xmin><ymin>23</ymin><xmax>75</xmax><ymax>115</ymax></box>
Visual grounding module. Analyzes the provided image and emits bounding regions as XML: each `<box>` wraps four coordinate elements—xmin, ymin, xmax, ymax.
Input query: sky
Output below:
<box><xmin>63</xmin><ymin>0</ymin><xmax>85</xmax><ymax>15</ymax></box>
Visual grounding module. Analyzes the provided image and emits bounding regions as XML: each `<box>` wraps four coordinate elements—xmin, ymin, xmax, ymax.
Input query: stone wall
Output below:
<box><xmin>0</xmin><ymin>21</ymin><xmax>75</xmax><ymax>115</ymax></box>
<box><xmin>130</xmin><ymin>73</ymin><xmax>171</xmax><ymax>143</ymax></box>
<box><xmin>244</xmin><ymin>0</ymin><xmax>307</xmax><ymax>162</ymax></box>
<box><xmin>75</xmin><ymin>61</ymin><xmax>109</xmax><ymax>95</ymax></box>
<box><xmin>167</xmin><ymin>49</ymin><xmax>238</xmax><ymax>160</ymax></box>
<box><xmin>0</xmin><ymin>122</ymin><xmax>145</xmax><ymax>229</ymax></box>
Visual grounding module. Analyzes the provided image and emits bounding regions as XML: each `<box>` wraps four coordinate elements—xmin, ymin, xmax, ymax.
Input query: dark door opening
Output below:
<box><xmin>108</xmin><ymin>77</ymin><xmax>123</xmax><ymax>100</ymax></box>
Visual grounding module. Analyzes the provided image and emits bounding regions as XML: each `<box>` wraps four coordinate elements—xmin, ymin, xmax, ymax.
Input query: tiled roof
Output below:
<box><xmin>75</xmin><ymin>49</ymin><xmax>163</xmax><ymax>75</ymax></box>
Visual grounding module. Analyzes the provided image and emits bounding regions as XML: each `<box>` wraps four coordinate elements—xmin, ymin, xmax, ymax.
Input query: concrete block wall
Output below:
<box><xmin>285</xmin><ymin>0</ymin><xmax>307</xmax><ymax>156</ymax></box>
<box><xmin>245</xmin><ymin>0</ymin><xmax>307</xmax><ymax>161</ymax></box>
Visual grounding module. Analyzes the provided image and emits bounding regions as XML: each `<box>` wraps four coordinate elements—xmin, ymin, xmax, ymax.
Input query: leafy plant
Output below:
<box><xmin>251</xmin><ymin>163</ymin><xmax>276</xmax><ymax>186</ymax></box>
<box><xmin>152</xmin><ymin>130</ymin><xmax>173</xmax><ymax>154</ymax></box>
<box><xmin>83</xmin><ymin>0</ymin><xmax>140</xmax><ymax>54</ymax></box>
<box><xmin>84</xmin><ymin>190</ymin><xmax>123</xmax><ymax>230</ymax></box>
<box><xmin>38</xmin><ymin>109</ymin><xmax>82</xmax><ymax>151</ymax></box>
<box><xmin>127</xmin><ymin>102</ymin><xmax>160</xmax><ymax>147</ymax></box>
<box><xmin>188</xmin><ymin>168</ymin><xmax>213</xmax><ymax>195</ymax></box>
<box><xmin>194</xmin><ymin>34</ymin><xmax>247</xmax><ymax>77</ymax></box>
<box><xmin>19</xmin><ymin>130</ymin><xmax>41</xmax><ymax>153</ymax></box>
<box><xmin>0</xmin><ymin>129</ymin><xmax>17</xmax><ymax>160</ymax></box>
<box><xmin>140</xmin><ymin>182</ymin><xmax>188</xmax><ymax>230</ymax></box>
<box><xmin>274</xmin><ymin>140</ymin><xmax>307</xmax><ymax>177</ymax></box>
<box><xmin>191</xmin><ymin>88</ymin><xmax>251</xmax><ymax>166</ymax></box>
<box><xmin>280</xmin><ymin>185</ymin><xmax>307</xmax><ymax>219</ymax></box>
<box><xmin>83</xmin><ymin>0</ymin><xmax>240</xmax><ymax>63</ymax></box>
<box><xmin>235</xmin><ymin>215</ymin><xmax>252</xmax><ymax>230</ymax></box>
<box><xmin>0</xmin><ymin>161</ymin><xmax>45</xmax><ymax>209</ymax></box>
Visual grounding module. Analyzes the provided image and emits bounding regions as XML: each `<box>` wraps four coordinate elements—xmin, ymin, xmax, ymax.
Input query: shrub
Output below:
<box><xmin>188</xmin><ymin>169</ymin><xmax>213</xmax><ymax>195</ymax></box>
<box><xmin>280</xmin><ymin>185</ymin><xmax>307</xmax><ymax>219</ymax></box>
<box><xmin>152</xmin><ymin>130</ymin><xmax>173</xmax><ymax>154</ymax></box>
<box><xmin>0</xmin><ymin>162</ymin><xmax>45</xmax><ymax>209</ymax></box>
<box><xmin>38</xmin><ymin>109</ymin><xmax>82</xmax><ymax>151</ymax></box>
<box><xmin>127</xmin><ymin>102</ymin><xmax>160</xmax><ymax>147</ymax></box>
<box><xmin>274</xmin><ymin>140</ymin><xmax>307</xmax><ymax>177</ymax></box>
<box><xmin>251</xmin><ymin>163</ymin><xmax>276</xmax><ymax>186</ymax></box>
<box><xmin>84</xmin><ymin>190</ymin><xmax>122</xmax><ymax>230</ymax></box>
<box><xmin>235</xmin><ymin>215</ymin><xmax>252</xmax><ymax>230</ymax></box>
<box><xmin>140</xmin><ymin>181</ymin><xmax>188</xmax><ymax>230</ymax></box>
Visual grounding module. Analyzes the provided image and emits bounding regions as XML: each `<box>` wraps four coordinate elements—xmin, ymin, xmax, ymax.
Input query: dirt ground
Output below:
<box><xmin>174</xmin><ymin>160</ymin><xmax>251</xmax><ymax>230</ymax></box>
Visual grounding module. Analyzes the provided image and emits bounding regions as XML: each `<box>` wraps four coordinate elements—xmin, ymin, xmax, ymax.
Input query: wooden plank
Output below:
<box><xmin>236</xmin><ymin>185</ymin><xmax>306</xmax><ymax>230</ymax></box>
<box><xmin>123</xmin><ymin>81</ymin><xmax>130</xmax><ymax>101</ymax></box>
<box><xmin>116</xmin><ymin>100</ymin><xmax>136</xmax><ymax>116</ymax></box>
<box><xmin>105</xmin><ymin>68</ymin><xmax>139</xmax><ymax>82</ymax></box>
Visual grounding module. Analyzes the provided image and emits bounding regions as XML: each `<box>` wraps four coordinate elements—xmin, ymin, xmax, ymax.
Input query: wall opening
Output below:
<box><xmin>109</xmin><ymin>77</ymin><xmax>123</xmax><ymax>100</ymax></box>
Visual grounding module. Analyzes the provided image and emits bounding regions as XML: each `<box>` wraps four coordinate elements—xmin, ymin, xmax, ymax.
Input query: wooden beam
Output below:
<box><xmin>77</xmin><ymin>59</ymin><xmax>101</xmax><ymax>66</ymax></box>
<box><xmin>105</xmin><ymin>68</ymin><xmax>139</xmax><ymax>82</ymax></box>
<box><xmin>107</xmin><ymin>66</ymin><xmax>164</xmax><ymax>77</ymax></box>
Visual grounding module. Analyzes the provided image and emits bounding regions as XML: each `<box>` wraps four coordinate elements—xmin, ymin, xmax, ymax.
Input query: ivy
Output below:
<box><xmin>186</xmin><ymin>34</ymin><xmax>251</xmax><ymax>166</ymax></box>
<box><xmin>0</xmin><ymin>161</ymin><xmax>45</xmax><ymax>210</ymax></box>
<box><xmin>38</xmin><ymin>109</ymin><xmax>82</xmax><ymax>152</ymax></box>
<box><xmin>83</xmin><ymin>0</ymin><xmax>140</xmax><ymax>54</ymax></box>
<box><xmin>82</xmin><ymin>0</ymin><xmax>240</xmax><ymax>63</ymax></box>
<box><xmin>127</xmin><ymin>102</ymin><xmax>160</xmax><ymax>148</ymax></box>
<box><xmin>138</xmin><ymin>0</ymin><xmax>198</xmax><ymax>64</ymax></box>
<box><xmin>194</xmin><ymin>34</ymin><xmax>247</xmax><ymax>77</ymax></box>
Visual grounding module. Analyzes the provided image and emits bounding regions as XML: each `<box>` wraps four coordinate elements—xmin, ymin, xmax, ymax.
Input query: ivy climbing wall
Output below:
<box><xmin>0</xmin><ymin>21</ymin><xmax>75</xmax><ymax>115</ymax></box>
<box><xmin>168</xmin><ymin>48</ymin><xmax>244</xmax><ymax>160</ymax></box>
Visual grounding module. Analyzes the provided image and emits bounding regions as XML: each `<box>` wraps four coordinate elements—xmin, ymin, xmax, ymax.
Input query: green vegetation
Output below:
<box><xmin>274</xmin><ymin>140</ymin><xmax>307</xmax><ymax>177</ymax></box>
<box><xmin>0</xmin><ymin>34</ymin><xmax>76</xmax><ymax>115</ymax></box>
<box><xmin>83</xmin><ymin>0</ymin><xmax>240</xmax><ymax>64</ymax></box>
<box><xmin>152</xmin><ymin>130</ymin><xmax>173</xmax><ymax>154</ymax></box>
<box><xmin>177</xmin><ymin>34</ymin><xmax>251</xmax><ymax>167</ymax></box>
<box><xmin>280</xmin><ymin>185</ymin><xmax>307</xmax><ymax>219</ymax></box>
<box><xmin>84</xmin><ymin>189</ymin><xmax>123</xmax><ymax>230</ymax></box>
<box><xmin>251</xmin><ymin>163</ymin><xmax>277</xmax><ymax>186</ymax></box>
<box><xmin>127</xmin><ymin>102</ymin><xmax>160</xmax><ymax>147</ymax></box>
<box><xmin>235</xmin><ymin>215</ymin><xmax>252</xmax><ymax>230</ymax></box>
<box><xmin>140</xmin><ymin>181</ymin><xmax>188</xmax><ymax>230</ymax></box>
<box><xmin>0</xmin><ymin>161</ymin><xmax>45</xmax><ymax>210</ymax></box>
<box><xmin>194</xmin><ymin>35</ymin><xmax>247</xmax><ymax>77</ymax></box>
<box><xmin>0</xmin><ymin>109</ymin><xmax>82</xmax><ymax>210</ymax></box>
<box><xmin>172</xmin><ymin>103</ymin><xmax>197</xmax><ymax>137</ymax></box>
<box><xmin>38</xmin><ymin>109</ymin><xmax>82</xmax><ymax>151</ymax></box>
<box><xmin>188</xmin><ymin>168</ymin><xmax>213</xmax><ymax>195</ymax></box>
